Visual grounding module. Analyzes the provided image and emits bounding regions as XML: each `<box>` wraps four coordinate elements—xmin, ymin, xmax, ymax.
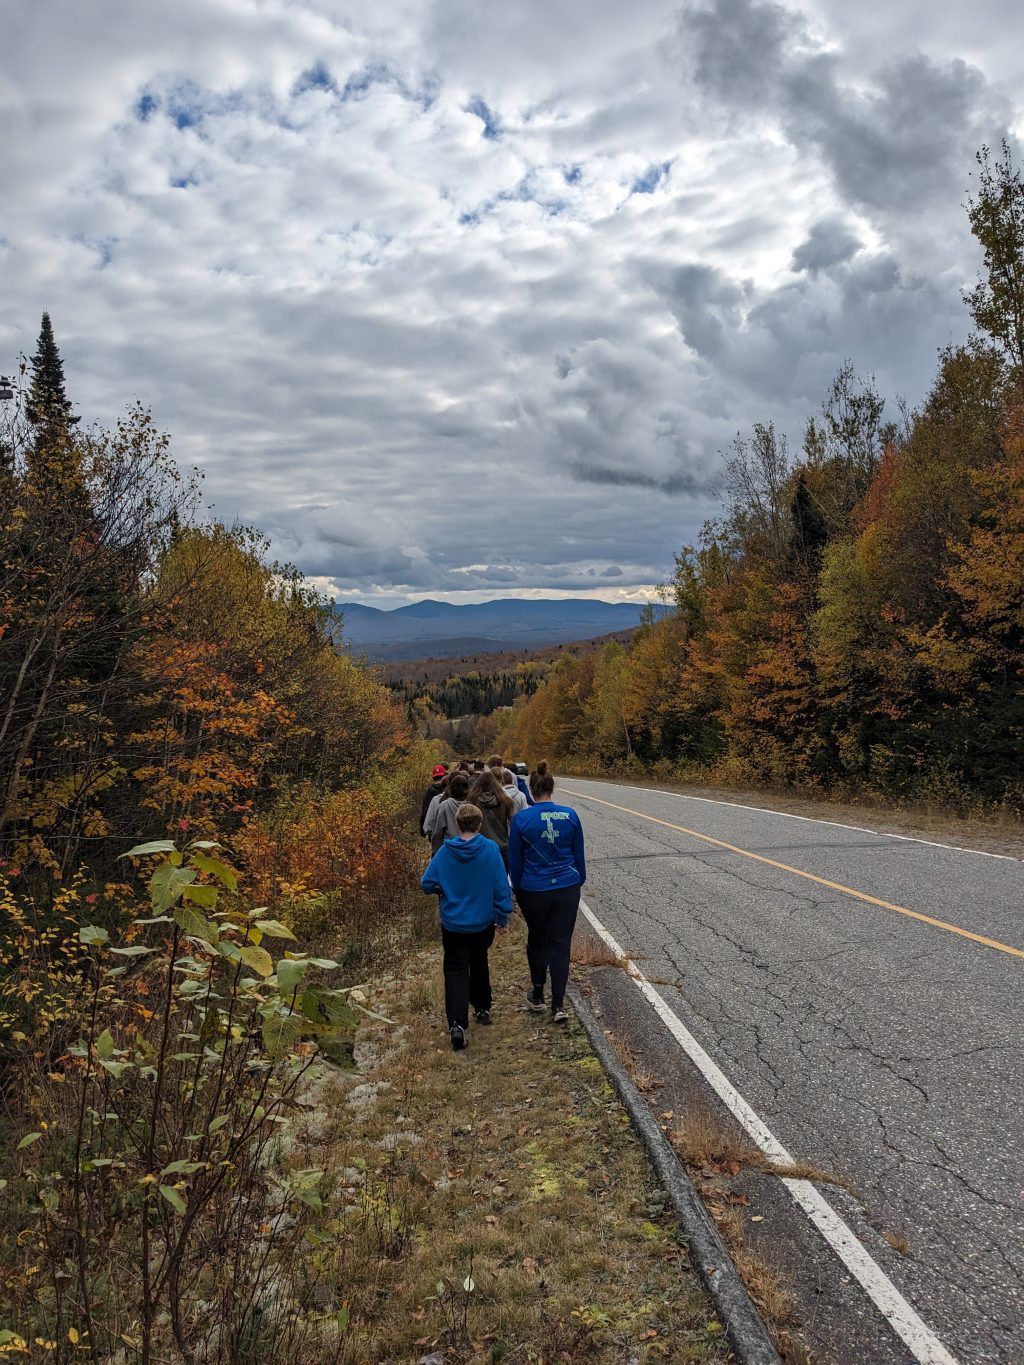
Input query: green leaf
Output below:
<box><xmin>301</xmin><ymin>985</ymin><xmax>357</xmax><ymax>1029</ymax></box>
<box><xmin>191</xmin><ymin>853</ymin><xmax>238</xmax><ymax>892</ymax></box>
<box><xmin>239</xmin><ymin>944</ymin><xmax>274</xmax><ymax>978</ymax></box>
<box><xmin>174</xmin><ymin>905</ymin><xmax>218</xmax><ymax>945</ymax></box>
<box><xmin>79</xmin><ymin>925</ymin><xmax>109</xmax><ymax>946</ymax></box>
<box><xmin>250</xmin><ymin>917</ymin><xmax>296</xmax><ymax>940</ymax></box>
<box><xmin>186</xmin><ymin>839</ymin><xmax>220</xmax><ymax>850</ymax></box>
<box><xmin>160</xmin><ymin>1159</ymin><xmax>206</xmax><ymax>1176</ymax></box>
<box><xmin>262</xmin><ymin>1014</ymin><xmax>303</xmax><ymax>1060</ymax></box>
<box><xmin>98</xmin><ymin>1059</ymin><xmax>131</xmax><ymax>1079</ymax></box>
<box><xmin>317</xmin><ymin>1034</ymin><xmax>356</xmax><ymax>1068</ymax></box>
<box><xmin>307</xmin><ymin>957</ymin><xmax>340</xmax><ymax>970</ymax></box>
<box><xmin>295</xmin><ymin>1186</ymin><xmax>323</xmax><ymax>1213</ymax></box>
<box><xmin>160</xmin><ymin>1184</ymin><xmax>186</xmax><ymax>1215</ymax></box>
<box><xmin>336</xmin><ymin>1306</ymin><xmax>349</xmax><ymax>1332</ymax></box>
<box><xmin>119</xmin><ymin>839</ymin><xmax>176</xmax><ymax>859</ymax></box>
<box><xmin>207</xmin><ymin>1114</ymin><xmax>229</xmax><ymax>1135</ymax></box>
<box><xmin>17</xmin><ymin>1131</ymin><xmax>43</xmax><ymax>1150</ymax></box>
<box><xmin>109</xmin><ymin>945</ymin><xmax>159</xmax><ymax>957</ymax></box>
<box><xmin>151</xmin><ymin>863</ymin><xmax>197</xmax><ymax>912</ymax></box>
<box><xmin>132</xmin><ymin>915</ymin><xmax>172</xmax><ymax>925</ymax></box>
<box><xmin>96</xmin><ymin>1028</ymin><xmax>115</xmax><ymax>1060</ymax></box>
<box><xmin>183</xmin><ymin>882</ymin><xmax>218</xmax><ymax>910</ymax></box>
<box><xmin>275</xmin><ymin>958</ymin><xmax>309</xmax><ymax>997</ymax></box>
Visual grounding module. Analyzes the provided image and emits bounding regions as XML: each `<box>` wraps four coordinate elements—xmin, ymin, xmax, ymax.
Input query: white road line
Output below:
<box><xmin>578</xmin><ymin>896</ymin><xmax>960</xmax><ymax>1365</ymax></box>
<box><xmin>569</xmin><ymin>778</ymin><xmax>1019</xmax><ymax>862</ymax></box>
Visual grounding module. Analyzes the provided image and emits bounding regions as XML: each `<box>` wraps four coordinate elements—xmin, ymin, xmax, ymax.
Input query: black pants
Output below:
<box><xmin>517</xmin><ymin>885</ymin><xmax>580</xmax><ymax>1009</ymax></box>
<box><xmin>441</xmin><ymin>925</ymin><xmax>495</xmax><ymax>1029</ymax></box>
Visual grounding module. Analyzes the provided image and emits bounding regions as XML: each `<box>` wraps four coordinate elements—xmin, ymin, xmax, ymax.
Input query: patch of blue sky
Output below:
<box><xmin>563</xmin><ymin>165</ymin><xmax>583</xmax><ymax>185</ymax></box>
<box><xmin>340</xmin><ymin>62</ymin><xmax>393</xmax><ymax>102</ymax></box>
<box><xmin>466</xmin><ymin>97</ymin><xmax>501</xmax><ymax>140</ymax></box>
<box><xmin>631</xmin><ymin>160</ymin><xmax>672</xmax><ymax>194</ymax></box>
<box><xmin>134</xmin><ymin>91</ymin><xmax>159</xmax><ymax>122</ymax></box>
<box><xmin>293</xmin><ymin>62</ymin><xmax>336</xmax><ymax>96</ymax></box>
<box><xmin>169</xmin><ymin>173</ymin><xmax>198</xmax><ymax>189</ymax></box>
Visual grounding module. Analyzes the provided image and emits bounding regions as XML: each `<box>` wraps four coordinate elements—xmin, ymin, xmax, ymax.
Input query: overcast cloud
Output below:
<box><xmin>1</xmin><ymin>0</ymin><xmax>1020</xmax><ymax>605</ymax></box>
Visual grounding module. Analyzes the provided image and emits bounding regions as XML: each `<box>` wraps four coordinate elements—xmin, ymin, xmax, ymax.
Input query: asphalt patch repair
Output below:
<box><xmin>296</xmin><ymin>919</ymin><xmax>732</xmax><ymax>1363</ymax></box>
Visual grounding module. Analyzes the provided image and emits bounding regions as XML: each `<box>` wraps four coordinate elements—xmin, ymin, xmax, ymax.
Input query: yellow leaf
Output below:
<box><xmin>239</xmin><ymin>944</ymin><xmax>273</xmax><ymax>977</ymax></box>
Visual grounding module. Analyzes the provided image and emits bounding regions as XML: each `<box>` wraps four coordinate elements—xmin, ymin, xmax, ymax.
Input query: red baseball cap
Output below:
<box><xmin>432</xmin><ymin>764</ymin><xmax>447</xmax><ymax>778</ymax></box>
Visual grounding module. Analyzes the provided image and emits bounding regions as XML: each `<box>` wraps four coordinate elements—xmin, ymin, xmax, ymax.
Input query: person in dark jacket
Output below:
<box><xmin>507</xmin><ymin>760</ymin><xmax>586</xmax><ymax>1023</ymax></box>
<box><xmin>420</xmin><ymin>764</ymin><xmax>448</xmax><ymax>836</ymax></box>
<box><xmin>421</xmin><ymin>803</ymin><xmax>512</xmax><ymax>1050</ymax></box>
<box><xmin>469</xmin><ymin>768</ymin><xmax>516</xmax><ymax>866</ymax></box>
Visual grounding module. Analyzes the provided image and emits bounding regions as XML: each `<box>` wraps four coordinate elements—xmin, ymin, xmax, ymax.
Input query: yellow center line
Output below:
<box><xmin>563</xmin><ymin>787</ymin><xmax>1024</xmax><ymax>962</ymax></box>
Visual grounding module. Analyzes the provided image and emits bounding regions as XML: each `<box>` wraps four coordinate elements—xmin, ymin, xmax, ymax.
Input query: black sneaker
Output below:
<box><xmin>552</xmin><ymin>1006</ymin><xmax>568</xmax><ymax>1024</ymax></box>
<box><xmin>450</xmin><ymin>1025</ymin><xmax>467</xmax><ymax>1051</ymax></box>
<box><xmin>526</xmin><ymin>986</ymin><xmax>545</xmax><ymax>1012</ymax></box>
<box><xmin>475</xmin><ymin>1009</ymin><xmax>492</xmax><ymax>1025</ymax></box>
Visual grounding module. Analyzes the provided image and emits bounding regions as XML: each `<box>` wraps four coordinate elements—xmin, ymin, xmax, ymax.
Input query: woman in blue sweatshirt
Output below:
<box><xmin>421</xmin><ymin>802</ymin><xmax>512</xmax><ymax>1050</ymax></box>
<box><xmin>507</xmin><ymin>761</ymin><xmax>586</xmax><ymax>1023</ymax></box>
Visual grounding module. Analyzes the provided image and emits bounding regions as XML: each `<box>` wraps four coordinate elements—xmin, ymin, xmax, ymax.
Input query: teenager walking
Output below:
<box><xmin>469</xmin><ymin>768</ymin><xmax>515</xmax><ymax>866</ymax></box>
<box><xmin>421</xmin><ymin>803</ymin><xmax>512</xmax><ymax>1050</ymax></box>
<box><xmin>424</xmin><ymin>771</ymin><xmax>470</xmax><ymax>852</ymax></box>
<box><xmin>507</xmin><ymin>760</ymin><xmax>586</xmax><ymax>1024</ymax></box>
<box><xmin>420</xmin><ymin>763</ymin><xmax>448</xmax><ymax>836</ymax></box>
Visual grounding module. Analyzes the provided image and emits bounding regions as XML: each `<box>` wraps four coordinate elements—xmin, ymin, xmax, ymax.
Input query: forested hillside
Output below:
<box><xmin>0</xmin><ymin>317</ymin><xmax>436</xmax><ymax>1357</ymax></box>
<box><xmin>502</xmin><ymin>147</ymin><xmax>1024</xmax><ymax>812</ymax></box>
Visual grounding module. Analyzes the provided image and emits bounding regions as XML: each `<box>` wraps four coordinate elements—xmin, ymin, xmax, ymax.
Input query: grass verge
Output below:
<box><xmin>295</xmin><ymin>920</ymin><xmax>731</xmax><ymax>1363</ymax></box>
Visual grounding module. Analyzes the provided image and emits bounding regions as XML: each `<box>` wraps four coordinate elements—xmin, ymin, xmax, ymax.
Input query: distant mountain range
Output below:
<box><xmin>335</xmin><ymin>597</ymin><xmax>672</xmax><ymax>661</ymax></box>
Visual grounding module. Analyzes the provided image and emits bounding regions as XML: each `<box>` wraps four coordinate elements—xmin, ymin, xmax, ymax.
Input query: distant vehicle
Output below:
<box><xmin>511</xmin><ymin>762</ymin><xmax>529</xmax><ymax>776</ymax></box>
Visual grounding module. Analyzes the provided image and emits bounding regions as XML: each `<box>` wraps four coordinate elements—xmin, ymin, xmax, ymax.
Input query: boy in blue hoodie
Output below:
<box><xmin>421</xmin><ymin>802</ymin><xmax>512</xmax><ymax>1051</ymax></box>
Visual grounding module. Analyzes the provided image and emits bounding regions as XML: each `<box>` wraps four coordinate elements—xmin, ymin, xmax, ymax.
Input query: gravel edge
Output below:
<box><xmin>567</xmin><ymin>981</ymin><xmax>782</xmax><ymax>1365</ymax></box>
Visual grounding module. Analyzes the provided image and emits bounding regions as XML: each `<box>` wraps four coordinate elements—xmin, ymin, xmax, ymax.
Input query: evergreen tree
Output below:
<box><xmin>26</xmin><ymin>311</ymin><xmax>79</xmax><ymax>436</ymax></box>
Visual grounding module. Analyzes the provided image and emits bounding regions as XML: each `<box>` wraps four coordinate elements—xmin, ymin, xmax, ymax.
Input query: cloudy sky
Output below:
<box><xmin>2</xmin><ymin>0</ymin><xmax>1021</xmax><ymax>607</ymax></box>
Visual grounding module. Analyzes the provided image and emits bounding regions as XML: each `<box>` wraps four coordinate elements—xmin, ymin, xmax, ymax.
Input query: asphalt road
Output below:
<box><xmin>560</xmin><ymin>777</ymin><xmax>1024</xmax><ymax>1365</ymax></box>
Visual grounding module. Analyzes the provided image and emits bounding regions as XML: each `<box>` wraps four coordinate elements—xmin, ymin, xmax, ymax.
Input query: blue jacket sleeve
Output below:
<box><xmin>507</xmin><ymin>814</ymin><xmax>524</xmax><ymax>890</ymax></box>
<box><xmin>421</xmin><ymin>850</ymin><xmax>442</xmax><ymax>896</ymax></box>
<box><xmin>492</xmin><ymin>845</ymin><xmax>513</xmax><ymax>925</ymax></box>
<box><xmin>571</xmin><ymin>813</ymin><xmax>586</xmax><ymax>886</ymax></box>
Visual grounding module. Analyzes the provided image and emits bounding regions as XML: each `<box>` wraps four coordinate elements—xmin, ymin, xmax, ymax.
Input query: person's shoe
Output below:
<box><xmin>450</xmin><ymin>1025</ymin><xmax>467</xmax><ymax>1051</ymax></box>
<box><xmin>526</xmin><ymin>986</ymin><xmax>545</xmax><ymax>1012</ymax></box>
<box><xmin>552</xmin><ymin>1006</ymin><xmax>569</xmax><ymax>1023</ymax></box>
<box><xmin>475</xmin><ymin>1008</ymin><xmax>492</xmax><ymax>1025</ymax></box>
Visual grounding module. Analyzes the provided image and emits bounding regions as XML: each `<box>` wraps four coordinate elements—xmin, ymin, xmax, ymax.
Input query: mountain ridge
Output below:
<box><xmin>334</xmin><ymin>597</ymin><xmax>672</xmax><ymax>661</ymax></box>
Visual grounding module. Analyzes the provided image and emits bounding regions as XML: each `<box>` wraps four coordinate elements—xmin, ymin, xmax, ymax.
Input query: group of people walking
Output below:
<box><xmin>419</xmin><ymin>756</ymin><xmax>586</xmax><ymax>1051</ymax></box>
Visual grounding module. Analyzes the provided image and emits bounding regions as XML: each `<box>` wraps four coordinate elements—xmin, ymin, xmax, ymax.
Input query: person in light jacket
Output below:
<box><xmin>507</xmin><ymin>760</ymin><xmax>586</xmax><ymax>1024</ymax></box>
<box><xmin>424</xmin><ymin>772</ymin><xmax>470</xmax><ymax>852</ymax></box>
<box><xmin>502</xmin><ymin>769</ymin><xmax>528</xmax><ymax>813</ymax></box>
<box><xmin>421</xmin><ymin>803</ymin><xmax>512</xmax><ymax>1051</ymax></box>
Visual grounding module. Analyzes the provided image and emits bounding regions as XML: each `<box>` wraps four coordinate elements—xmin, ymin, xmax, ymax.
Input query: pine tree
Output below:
<box><xmin>26</xmin><ymin>311</ymin><xmax>79</xmax><ymax>435</ymax></box>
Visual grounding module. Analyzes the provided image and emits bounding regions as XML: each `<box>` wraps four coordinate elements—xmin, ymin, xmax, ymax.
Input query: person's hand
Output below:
<box><xmin>495</xmin><ymin>923</ymin><xmax>508</xmax><ymax>935</ymax></box>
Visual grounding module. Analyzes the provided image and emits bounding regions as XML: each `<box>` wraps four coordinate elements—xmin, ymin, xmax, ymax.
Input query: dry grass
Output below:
<box><xmin>668</xmin><ymin>1101</ymin><xmax>848</xmax><ymax>1190</ymax></box>
<box><xmin>570</xmin><ymin>936</ymin><xmax>631</xmax><ymax>970</ymax></box>
<box><xmin>883</xmin><ymin>1228</ymin><xmax>912</xmax><ymax>1256</ymax></box>
<box><xmin>296</xmin><ymin>922</ymin><xmax>729</xmax><ymax>1364</ymax></box>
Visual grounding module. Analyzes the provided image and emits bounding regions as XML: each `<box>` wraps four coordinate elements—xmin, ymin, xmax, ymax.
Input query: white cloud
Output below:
<box><xmin>1</xmin><ymin>0</ymin><xmax>1018</xmax><ymax>604</ymax></box>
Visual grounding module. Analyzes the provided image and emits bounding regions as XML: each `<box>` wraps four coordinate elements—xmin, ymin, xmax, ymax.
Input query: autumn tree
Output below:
<box><xmin>965</xmin><ymin>141</ymin><xmax>1024</xmax><ymax>370</ymax></box>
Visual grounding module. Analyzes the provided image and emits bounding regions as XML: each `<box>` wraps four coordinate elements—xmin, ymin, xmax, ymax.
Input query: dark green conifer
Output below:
<box><xmin>27</xmin><ymin>311</ymin><xmax>79</xmax><ymax>435</ymax></box>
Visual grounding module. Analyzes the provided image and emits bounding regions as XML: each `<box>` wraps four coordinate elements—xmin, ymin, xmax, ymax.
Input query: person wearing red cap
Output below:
<box><xmin>420</xmin><ymin>763</ymin><xmax>449</xmax><ymax>837</ymax></box>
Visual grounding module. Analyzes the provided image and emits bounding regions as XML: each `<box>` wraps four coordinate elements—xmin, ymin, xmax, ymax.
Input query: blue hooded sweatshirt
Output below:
<box><xmin>421</xmin><ymin>833</ymin><xmax>513</xmax><ymax>932</ymax></box>
<box><xmin>508</xmin><ymin>801</ymin><xmax>586</xmax><ymax>892</ymax></box>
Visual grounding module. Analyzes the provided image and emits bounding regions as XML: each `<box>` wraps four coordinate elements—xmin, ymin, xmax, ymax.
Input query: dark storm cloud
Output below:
<box><xmin>791</xmin><ymin>217</ymin><xmax>862</xmax><ymax>275</ymax></box>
